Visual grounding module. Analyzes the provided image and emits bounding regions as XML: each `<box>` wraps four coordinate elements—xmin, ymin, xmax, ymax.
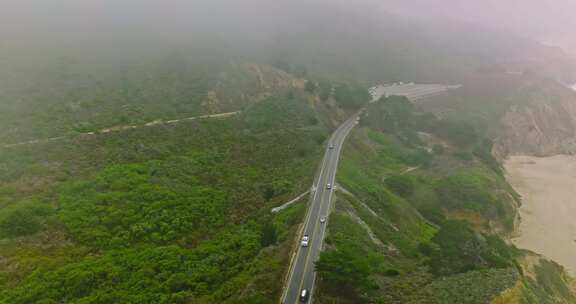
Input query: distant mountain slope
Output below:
<box><xmin>259</xmin><ymin>3</ymin><xmax>575</xmax><ymax>82</ymax></box>
<box><xmin>0</xmin><ymin>57</ymin><xmax>300</xmax><ymax>144</ymax></box>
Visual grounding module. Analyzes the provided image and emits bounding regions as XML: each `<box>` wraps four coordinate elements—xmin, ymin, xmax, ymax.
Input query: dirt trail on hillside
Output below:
<box><xmin>505</xmin><ymin>155</ymin><xmax>576</xmax><ymax>276</ymax></box>
<box><xmin>1</xmin><ymin>111</ymin><xmax>239</xmax><ymax>149</ymax></box>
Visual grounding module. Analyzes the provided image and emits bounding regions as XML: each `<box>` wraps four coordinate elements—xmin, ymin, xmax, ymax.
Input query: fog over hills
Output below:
<box><xmin>2</xmin><ymin>0</ymin><xmax>571</xmax><ymax>83</ymax></box>
<box><xmin>4</xmin><ymin>0</ymin><xmax>573</xmax><ymax>52</ymax></box>
<box><xmin>3</xmin><ymin>1</ymin><xmax>576</xmax><ymax>304</ymax></box>
<box><xmin>381</xmin><ymin>0</ymin><xmax>576</xmax><ymax>52</ymax></box>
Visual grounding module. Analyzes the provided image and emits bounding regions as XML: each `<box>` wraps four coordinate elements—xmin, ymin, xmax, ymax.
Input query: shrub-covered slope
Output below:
<box><xmin>316</xmin><ymin>96</ymin><xmax>576</xmax><ymax>303</ymax></box>
<box><xmin>0</xmin><ymin>64</ymin><xmax>361</xmax><ymax>303</ymax></box>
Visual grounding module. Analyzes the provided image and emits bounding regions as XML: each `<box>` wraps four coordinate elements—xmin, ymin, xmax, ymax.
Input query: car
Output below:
<box><xmin>301</xmin><ymin>235</ymin><xmax>309</xmax><ymax>247</ymax></box>
<box><xmin>300</xmin><ymin>289</ymin><xmax>309</xmax><ymax>302</ymax></box>
<box><xmin>326</xmin><ymin>183</ymin><xmax>332</xmax><ymax>189</ymax></box>
<box><xmin>329</xmin><ymin>144</ymin><xmax>334</xmax><ymax>149</ymax></box>
<box><xmin>320</xmin><ymin>216</ymin><xmax>326</xmax><ymax>223</ymax></box>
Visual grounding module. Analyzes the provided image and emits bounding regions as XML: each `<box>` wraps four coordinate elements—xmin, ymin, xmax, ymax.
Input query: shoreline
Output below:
<box><xmin>505</xmin><ymin>155</ymin><xmax>576</xmax><ymax>276</ymax></box>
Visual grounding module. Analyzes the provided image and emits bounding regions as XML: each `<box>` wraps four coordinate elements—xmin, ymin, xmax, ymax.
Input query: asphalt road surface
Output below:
<box><xmin>281</xmin><ymin>83</ymin><xmax>460</xmax><ymax>303</ymax></box>
<box><xmin>370</xmin><ymin>83</ymin><xmax>461</xmax><ymax>101</ymax></box>
<box><xmin>281</xmin><ymin>109</ymin><xmax>361</xmax><ymax>304</ymax></box>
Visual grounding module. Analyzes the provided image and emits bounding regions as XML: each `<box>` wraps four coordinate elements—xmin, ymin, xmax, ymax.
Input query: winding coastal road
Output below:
<box><xmin>282</xmin><ymin>109</ymin><xmax>361</xmax><ymax>304</ymax></box>
<box><xmin>281</xmin><ymin>83</ymin><xmax>459</xmax><ymax>303</ymax></box>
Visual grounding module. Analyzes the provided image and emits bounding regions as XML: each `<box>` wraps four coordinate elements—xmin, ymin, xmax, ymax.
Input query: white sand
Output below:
<box><xmin>505</xmin><ymin>155</ymin><xmax>576</xmax><ymax>275</ymax></box>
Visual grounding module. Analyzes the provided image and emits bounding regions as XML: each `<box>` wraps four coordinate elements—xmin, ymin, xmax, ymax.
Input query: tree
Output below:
<box><xmin>260</xmin><ymin>221</ymin><xmax>277</xmax><ymax>247</ymax></box>
<box><xmin>316</xmin><ymin>248</ymin><xmax>371</xmax><ymax>290</ymax></box>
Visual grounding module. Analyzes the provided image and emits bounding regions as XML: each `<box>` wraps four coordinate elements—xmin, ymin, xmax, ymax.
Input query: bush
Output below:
<box><xmin>316</xmin><ymin>247</ymin><xmax>372</xmax><ymax>293</ymax></box>
<box><xmin>242</xmin><ymin>94</ymin><xmax>317</xmax><ymax>131</ymax></box>
<box><xmin>473</xmin><ymin>144</ymin><xmax>503</xmax><ymax>175</ymax></box>
<box><xmin>433</xmin><ymin>120</ymin><xmax>478</xmax><ymax>147</ymax></box>
<box><xmin>453</xmin><ymin>151</ymin><xmax>473</xmax><ymax>161</ymax></box>
<box><xmin>305</xmin><ymin>80</ymin><xmax>317</xmax><ymax>93</ymax></box>
<box><xmin>2</xmin><ymin>230</ymin><xmax>261</xmax><ymax>303</ymax></box>
<box><xmin>0</xmin><ymin>207</ymin><xmax>42</xmax><ymax>237</ymax></box>
<box><xmin>401</xmin><ymin>148</ymin><xmax>433</xmax><ymax>167</ymax></box>
<box><xmin>384</xmin><ymin>269</ymin><xmax>401</xmax><ymax>277</ymax></box>
<box><xmin>434</xmin><ymin>168</ymin><xmax>501</xmax><ymax>216</ymax></box>
<box><xmin>333</xmin><ymin>85</ymin><xmax>370</xmax><ymax>109</ymax></box>
<box><xmin>365</xmin><ymin>96</ymin><xmax>414</xmax><ymax>133</ymax></box>
<box><xmin>260</xmin><ymin>221</ymin><xmax>277</xmax><ymax>247</ymax></box>
<box><xmin>432</xmin><ymin>144</ymin><xmax>445</xmax><ymax>155</ymax></box>
<box><xmin>0</xmin><ymin>201</ymin><xmax>51</xmax><ymax>238</ymax></box>
<box><xmin>428</xmin><ymin>220</ymin><xmax>516</xmax><ymax>276</ymax></box>
<box><xmin>385</xmin><ymin>174</ymin><xmax>415</xmax><ymax>197</ymax></box>
<box><xmin>58</xmin><ymin>163</ymin><xmax>228</xmax><ymax>248</ymax></box>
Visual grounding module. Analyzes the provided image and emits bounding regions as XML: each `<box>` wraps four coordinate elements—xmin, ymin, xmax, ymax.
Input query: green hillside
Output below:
<box><xmin>1</xmin><ymin>2</ymin><xmax>576</xmax><ymax>303</ymax></box>
<box><xmin>0</xmin><ymin>64</ymin><xmax>354</xmax><ymax>303</ymax></box>
<box><xmin>315</xmin><ymin>95</ymin><xmax>576</xmax><ymax>303</ymax></box>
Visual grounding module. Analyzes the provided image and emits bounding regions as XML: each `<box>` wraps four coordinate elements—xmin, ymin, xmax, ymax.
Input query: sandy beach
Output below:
<box><xmin>505</xmin><ymin>155</ymin><xmax>576</xmax><ymax>275</ymax></box>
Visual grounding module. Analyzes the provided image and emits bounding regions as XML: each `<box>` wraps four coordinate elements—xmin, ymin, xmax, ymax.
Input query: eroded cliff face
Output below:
<box><xmin>494</xmin><ymin>81</ymin><xmax>576</xmax><ymax>158</ymax></box>
<box><xmin>495</xmin><ymin>82</ymin><xmax>576</xmax><ymax>302</ymax></box>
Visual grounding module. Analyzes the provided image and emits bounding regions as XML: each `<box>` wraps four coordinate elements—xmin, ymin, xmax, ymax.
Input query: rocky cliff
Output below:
<box><xmin>494</xmin><ymin>80</ymin><xmax>576</xmax><ymax>158</ymax></box>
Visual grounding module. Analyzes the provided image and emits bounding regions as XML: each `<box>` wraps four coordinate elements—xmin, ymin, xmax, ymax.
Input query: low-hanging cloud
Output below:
<box><xmin>1</xmin><ymin>0</ymin><xmax>574</xmax><ymax>57</ymax></box>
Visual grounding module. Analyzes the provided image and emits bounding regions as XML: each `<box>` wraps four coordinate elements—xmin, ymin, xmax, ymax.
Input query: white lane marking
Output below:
<box><xmin>308</xmin><ymin>116</ymin><xmax>358</xmax><ymax>302</ymax></box>
<box><xmin>293</xmin><ymin>128</ymin><xmax>344</xmax><ymax>303</ymax></box>
<box><xmin>281</xmin><ymin>138</ymin><xmax>333</xmax><ymax>303</ymax></box>
<box><xmin>283</xmin><ymin>111</ymin><xmax>362</xmax><ymax>303</ymax></box>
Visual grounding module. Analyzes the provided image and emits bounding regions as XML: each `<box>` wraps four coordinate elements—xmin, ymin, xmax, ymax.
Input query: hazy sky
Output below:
<box><xmin>380</xmin><ymin>0</ymin><xmax>576</xmax><ymax>49</ymax></box>
<box><xmin>1</xmin><ymin>0</ymin><xmax>575</xmax><ymax>51</ymax></box>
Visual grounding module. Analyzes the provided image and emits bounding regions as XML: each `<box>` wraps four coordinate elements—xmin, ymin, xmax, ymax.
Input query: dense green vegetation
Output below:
<box><xmin>0</xmin><ymin>200</ymin><xmax>52</xmax><ymax>238</ymax></box>
<box><xmin>435</xmin><ymin>168</ymin><xmax>509</xmax><ymax>220</ymax></box>
<box><xmin>0</xmin><ymin>75</ymin><xmax>331</xmax><ymax>302</ymax></box>
<box><xmin>315</xmin><ymin>95</ymin><xmax>570</xmax><ymax>303</ymax></box>
<box><xmin>522</xmin><ymin>259</ymin><xmax>576</xmax><ymax>303</ymax></box>
<box><xmin>365</xmin><ymin>95</ymin><xmax>479</xmax><ymax>148</ymax></box>
<box><xmin>58</xmin><ymin>162</ymin><xmax>228</xmax><ymax>249</ymax></box>
<box><xmin>0</xmin><ymin>57</ymin><xmax>296</xmax><ymax>144</ymax></box>
<box><xmin>425</xmin><ymin>220</ymin><xmax>518</xmax><ymax>276</ymax></box>
<box><xmin>315</xmin><ymin>213</ymin><xmax>379</xmax><ymax>301</ymax></box>
<box><xmin>408</xmin><ymin>268</ymin><xmax>519</xmax><ymax>304</ymax></box>
<box><xmin>0</xmin><ymin>15</ymin><xmax>574</xmax><ymax>302</ymax></box>
<box><xmin>333</xmin><ymin>84</ymin><xmax>371</xmax><ymax>109</ymax></box>
<box><xmin>5</xmin><ymin>235</ymin><xmax>262</xmax><ymax>304</ymax></box>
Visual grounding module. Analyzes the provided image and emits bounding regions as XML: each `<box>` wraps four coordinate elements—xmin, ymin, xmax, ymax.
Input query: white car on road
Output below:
<box><xmin>300</xmin><ymin>289</ymin><xmax>309</xmax><ymax>302</ymax></box>
<box><xmin>301</xmin><ymin>235</ymin><xmax>309</xmax><ymax>247</ymax></box>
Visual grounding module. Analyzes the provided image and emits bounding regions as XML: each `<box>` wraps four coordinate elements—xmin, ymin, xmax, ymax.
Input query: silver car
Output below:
<box><xmin>301</xmin><ymin>235</ymin><xmax>309</xmax><ymax>247</ymax></box>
